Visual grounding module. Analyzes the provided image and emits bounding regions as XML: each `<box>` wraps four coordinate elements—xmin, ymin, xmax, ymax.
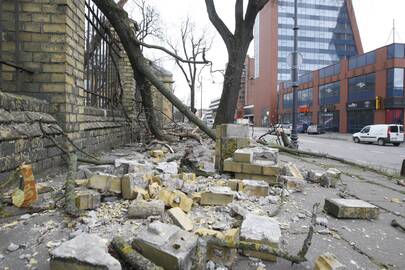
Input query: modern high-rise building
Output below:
<box><xmin>244</xmin><ymin>0</ymin><xmax>363</xmax><ymax>126</ymax></box>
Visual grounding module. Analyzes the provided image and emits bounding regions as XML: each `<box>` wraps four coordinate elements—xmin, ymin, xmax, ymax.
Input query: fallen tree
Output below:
<box><xmin>92</xmin><ymin>0</ymin><xmax>216</xmax><ymax>140</ymax></box>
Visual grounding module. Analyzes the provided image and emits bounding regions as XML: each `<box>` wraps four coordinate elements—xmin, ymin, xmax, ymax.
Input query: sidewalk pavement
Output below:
<box><xmin>302</xmin><ymin>132</ymin><xmax>353</xmax><ymax>142</ymax></box>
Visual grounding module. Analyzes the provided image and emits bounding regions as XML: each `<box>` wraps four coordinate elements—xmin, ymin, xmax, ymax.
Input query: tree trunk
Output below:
<box><xmin>93</xmin><ymin>0</ymin><xmax>215</xmax><ymax>140</ymax></box>
<box><xmin>214</xmin><ymin>47</ymin><xmax>246</xmax><ymax>126</ymax></box>
<box><xmin>135</xmin><ymin>73</ymin><xmax>166</xmax><ymax>140</ymax></box>
<box><xmin>190</xmin><ymin>82</ymin><xmax>196</xmax><ymax>114</ymax></box>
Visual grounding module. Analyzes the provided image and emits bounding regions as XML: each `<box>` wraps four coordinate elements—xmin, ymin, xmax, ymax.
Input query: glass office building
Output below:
<box><xmin>277</xmin><ymin>0</ymin><xmax>360</xmax><ymax>81</ymax></box>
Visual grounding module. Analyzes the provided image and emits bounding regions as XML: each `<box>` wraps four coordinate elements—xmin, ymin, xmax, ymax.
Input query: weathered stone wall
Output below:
<box><xmin>0</xmin><ymin>91</ymin><xmax>64</xmax><ymax>188</ymax></box>
<box><xmin>0</xmin><ymin>0</ymin><xmax>136</xmax><ymax>188</ymax></box>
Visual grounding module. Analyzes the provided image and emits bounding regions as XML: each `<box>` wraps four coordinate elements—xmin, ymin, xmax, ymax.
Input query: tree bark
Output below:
<box><xmin>93</xmin><ymin>0</ymin><xmax>215</xmax><ymax>140</ymax></box>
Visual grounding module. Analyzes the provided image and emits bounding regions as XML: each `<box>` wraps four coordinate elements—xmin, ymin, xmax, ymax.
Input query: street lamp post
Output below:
<box><xmin>290</xmin><ymin>0</ymin><xmax>299</xmax><ymax>148</ymax></box>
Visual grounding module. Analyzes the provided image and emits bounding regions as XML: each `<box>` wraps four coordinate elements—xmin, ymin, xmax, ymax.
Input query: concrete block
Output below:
<box><xmin>132</xmin><ymin>221</ymin><xmax>198</xmax><ymax>270</ymax></box>
<box><xmin>74</xmin><ymin>188</ymin><xmax>101</xmax><ymax>210</ymax></box>
<box><xmin>159</xmin><ymin>188</ymin><xmax>193</xmax><ymax>213</ymax></box>
<box><xmin>324</xmin><ymin>198</ymin><xmax>379</xmax><ymax>219</ymax></box>
<box><xmin>223</xmin><ymin>158</ymin><xmax>242</xmax><ymax>173</ymax></box>
<box><xmin>149</xmin><ymin>149</ymin><xmax>164</xmax><ymax>159</ymax></box>
<box><xmin>233</xmin><ymin>148</ymin><xmax>253</xmax><ymax>163</ymax></box>
<box><xmin>307</xmin><ymin>169</ymin><xmax>325</xmax><ymax>183</ymax></box>
<box><xmin>216</xmin><ymin>124</ymin><xmax>250</xmax><ymax>139</ymax></box>
<box><xmin>279</xmin><ymin>175</ymin><xmax>306</xmax><ymax>192</ymax></box>
<box><xmin>121</xmin><ymin>173</ymin><xmax>149</xmax><ymax>199</ymax></box>
<box><xmin>75</xmin><ymin>179</ymin><xmax>88</xmax><ymax>187</ymax></box>
<box><xmin>242</xmin><ymin>163</ymin><xmax>263</xmax><ymax>175</ymax></box>
<box><xmin>88</xmin><ymin>173</ymin><xmax>121</xmax><ymax>194</ymax></box>
<box><xmin>148</xmin><ymin>182</ymin><xmax>161</xmax><ymax>199</ymax></box>
<box><xmin>226</xmin><ymin>179</ymin><xmax>241</xmax><ymax>191</ymax></box>
<box><xmin>167</xmin><ymin>207</ymin><xmax>193</xmax><ymax>231</ymax></box>
<box><xmin>321</xmin><ymin>168</ymin><xmax>341</xmax><ymax>188</ymax></box>
<box><xmin>314</xmin><ymin>252</ymin><xmax>346</xmax><ymax>270</ymax></box>
<box><xmin>156</xmin><ymin>161</ymin><xmax>178</xmax><ymax>174</ymax></box>
<box><xmin>115</xmin><ymin>159</ymin><xmax>153</xmax><ymax>173</ymax></box>
<box><xmin>240</xmin><ymin>214</ymin><xmax>281</xmax><ymax>261</ymax></box>
<box><xmin>128</xmin><ymin>200</ymin><xmax>165</xmax><ymax>219</ymax></box>
<box><xmin>50</xmin><ymin>233</ymin><xmax>121</xmax><ymax>270</ymax></box>
<box><xmin>235</xmin><ymin>173</ymin><xmax>278</xmax><ymax>185</ymax></box>
<box><xmin>200</xmin><ymin>186</ymin><xmax>234</xmax><ymax>206</ymax></box>
<box><xmin>239</xmin><ymin>180</ymin><xmax>269</xmax><ymax>197</ymax></box>
<box><xmin>258</xmin><ymin>162</ymin><xmax>281</xmax><ymax>176</ymax></box>
<box><xmin>282</xmin><ymin>162</ymin><xmax>304</xmax><ymax>180</ymax></box>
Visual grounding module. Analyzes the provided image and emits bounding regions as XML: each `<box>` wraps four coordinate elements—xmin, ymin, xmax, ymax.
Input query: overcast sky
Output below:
<box><xmin>126</xmin><ymin>0</ymin><xmax>405</xmax><ymax>109</ymax></box>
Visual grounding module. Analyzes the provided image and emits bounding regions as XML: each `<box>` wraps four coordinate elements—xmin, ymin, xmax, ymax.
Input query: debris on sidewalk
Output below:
<box><xmin>324</xmin><ymin>198</ymin><xmax>379</xmax><ymax>219</ymax></box>
<box><xmin>314</xmin><ymin>252</ymin><xmax>346</xmax><ymax>270</ymax></box>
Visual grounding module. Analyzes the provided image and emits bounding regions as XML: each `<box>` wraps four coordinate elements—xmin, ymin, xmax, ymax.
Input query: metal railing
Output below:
<box><xmin>84</xmin><ymin>0</ymin><xmax>122</xmax><ymax>108</ymax></box>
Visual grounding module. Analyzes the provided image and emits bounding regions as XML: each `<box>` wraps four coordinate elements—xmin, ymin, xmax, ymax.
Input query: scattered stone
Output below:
<box><xmin>279</xmin><ymin>175</ymin><xmax>306</xmax><ymax>192</ymax></box>
<box><xmin>75</xmin><ymin>179</ymin><xmax>89</xmax><ymax>187</ymax></box>
<box><xmin>282</xmin><ymin>162</ymin><xmax>304</xmax><ymax>180</ymax></box>
<box><xmin>19</xmin><ymin>214</ymin><xmax>31</xmax><ymax>220</ymax></box>
<box><xmin>156</xmin><ymin>161</ymin><xmax>178</xmax><ymax>174</ymax></box>
<box><xmin>115</xmin><ymin>159</ymin><xmax>153</xmax><ymax>173</ymax></box>
<box><xmin>314</xmin><ymin>252</ymin><xmax>346</xmax><ymax>270</ymax></box>
<box><xmin>179</xmin><ymin>173</ymin><xmax>196</xmax><ymax>182</ymax></box>
<box><xmin>121</xmin><ymin>173</ymin><xmax>149</xmax><ymax>199</ymax></box>
<box><xmin>307</xmin><ymin>170</ymin><xmax>326</xmax><ymax>183</ymax></box>
<box><xmin>240</xmin><ymin>214</ymin><xmax>281</xmax><ymax>261</ymax></box>
<box><xmin>132</xmin><ymin>221</ymin><xmax>198</xmax><ymax>270</ymax></box>
<box><xmin>128</xmin><ymin>200</ymin><xmax>165</xmax><ymax>219</ymax></box>
<box><xmin>150</xmin><ymin>149</ymin><xmax>165</xmax><ymax>160</ymax></box>
<box><xmin>233</xmin><ymin>148</ymin><xmax>253</xmax><ymax>163</ymax></box>
<box><xmin>321</xmin><ymin>168</ymin><xmax>341</xmax><ymax>188</ymax></box>
<box><xmin>36</xmin><ymin>183</ymin><xmax>55</xmax><ymax>194</ymax></box>
<box><xmin>75</xmin><ymin>188</ymin><xmax>101</xmax><ymax>210</ymax></box>
<box><xmin>223</xmin><ymin>158</ymin><xmax>242</xmax><ymax>173</ymax></box>
<box><xmin>226</xmin><ymin>179</ymin><xmax>241</xmax><ymax>191</ymax></box>
<box><xmin>239</xmin><ymin>180</ymin><xmax>269</xmax><ymax>197</ymax></box>
<box><xmin>167</xmin><ymin>207</ymin><xmax>194</xmax><ymax>231</ymax></box>
<box><xmin>49</xmin><ymin>233</ymin><xmax>121</xmax><ymax>270</ymax></box>
<box><xmin>234</xmin><ymin>173</ymin><xmax>278</xmax><ymax>185</ymax></box>
<box><xmin>316</xmin><ymin>217</ymin><xmax>329</xmax><ymax>227</ymax></box>
<box><xmin>0</xmin><ymin>253</ymin><xmax>4</xmax><ymax>260</ymax></box>
<box><xmin>7</xmin><ymin>243</ymin><xmax>19</xmax><ymax>252</ymax></box>
<box><xmin>159</xmin><ymin>188</ymin><xmax>193</xmax><ymax>213</ymax></box>
<box><xmin>324</xmin><ymin>198</ymin><xmax>379</xmax><ymax>219</ymax></box>
<box><xmin>200</xmin><ymin>186</ymin><xmax>234</xmax><ymax>206</ymax></box>
<box><xmin>88</xmin><ymin>173</ymin><xmax>121</xmax><ymax>194</ymax></box>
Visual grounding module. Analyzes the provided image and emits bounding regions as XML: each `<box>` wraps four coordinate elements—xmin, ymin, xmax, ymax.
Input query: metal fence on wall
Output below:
<box><xmin>0</xmin><ymin>0</ymin><xmax>33</xmax><ymax>92</ymax></box>
<box><xmin>84</xmin><ymin>0</ymin><xmax>122</xmax><ymax>109</ymax></box>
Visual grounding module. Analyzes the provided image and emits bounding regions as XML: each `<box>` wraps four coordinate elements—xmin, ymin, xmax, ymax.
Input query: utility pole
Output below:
<box><xmin>290</xmin><ymin>0</ymin><xmax>299</xmax><ymax>148</ymax></box>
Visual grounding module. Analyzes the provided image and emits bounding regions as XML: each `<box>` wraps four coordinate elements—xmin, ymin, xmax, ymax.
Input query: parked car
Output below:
<box><xmin>307</xmin><ymin>124</ymin><xmax>325</xmax><ymax>134</ymax></box>
<box><xmin>274</xmin><ymin>123</ymin><xmax>292</xmax><ymax>136</ymax></box>
<box><xmin>297</xmin><ymin>122</ymin><xmax>310</xmax><ymax>133</ymax></box>
<box><xmin>352</xmin><ymin>124</ymin><xmax>404</xmax><ymax>146</ymax></box>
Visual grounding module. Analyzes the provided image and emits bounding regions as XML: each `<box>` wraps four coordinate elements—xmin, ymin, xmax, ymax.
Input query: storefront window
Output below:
<box><xmin>387</xmin><ymin>68</ymin><xmax>404</xmax><ymax>97</ymax></box>
<box><xmin>283</xmin><ymin>92</ymin><xmax>293</xmax><ymax>109</ymax></box>
<box><xmin>348</xmin><ymin>73</ymin><xmax>376</xmax><ymax>102</ymax></box>
<box><xmin>347</xmin><ymin>110</ymin><xmax>374</xmax><ymax>133</ymax></box>
<box><xmin>386</xmin><ymin>109</ymin><xmax>404</xmax><ymax>125</ymax></box>
<box><xmin>319</xmin><ymin>111</ymin><xmax>339</xmax><ymax>132</ymax></box>
<box><xmin>319</xmin><ymin>81</ymin><xmax>340</xmax><ymax>105</ymax></box>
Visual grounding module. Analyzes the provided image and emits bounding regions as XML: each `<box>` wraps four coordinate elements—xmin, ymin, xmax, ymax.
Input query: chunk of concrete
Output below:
<box><xmin>156</xmin><ymin>162</ymin><xmax>178</xmax><ymax>174</ymax></box>
<box><xmin>128</xmin><ymin>200</ymin><xmax>165</xmax><ymax>219</ymax></box>
<box><xmin>121</xmin><ymin>173</ymin><xmax>149</xmax><ymax>199</ymax></box>
<box><xmin>75</xmin><ymin>188</ymin><xmax>101</xmax><ymax>210</ymax></box>
<box><xmin>223</xmin><ymin>158</ymin><xmax>242</xmax><ymax>173</ymax></box>
<box><xmin>216</xmin><ymin>124</ymin><xmax>250</xmax><ymax>138</ymax></box>
<box><xmin>167</xmin><ymin>207</ymin><xmax>193</xmax><ymax>231</ymax></box>
<box><xmin>233</xmin><ymin>148</ymin><xmax>253</xmax><ymax>163</ymax></box>
<box><xmin>324</xmin><ymin>198</ymin><xmax>379</xmax><ymax>219</ymax></box>
<box><xmin>77</xmin><ymin>165</ymin><xmax>115</xmax><ymax>178</ymax></box>
<box><xmin>307</xmin><ymin>169</ymin><xmax>325</xmax><ymax>183</ymax></box>
<box><xmin>240</xmin><ymin>214</ymin><xmax>281</xmax><ymax>261</ymax></box>
<box><xmin>314</xmin><ymin>252</ymin><xmax>346</xmax><ymax>270</ymax></box>
<box><xmin>235</xmin><ymin>173</ymin><xmax>278</xmax><ymax>185</ymax></box>
<box><xmin>256</xmin><ymin>161</ymin><xmax>281</xmax><ymax>176</ymax></box>
<box><xmin>88</xmin><ymin>173</ymin><xmax>121</xmax><ymax>194</ymax></box>
<box><xmin>241</xmin><ymin>162</ymin><xmax>263</xmax><ymax>175</ymax></box>
<box><xmin>282</xmin><ymin>162</ymin><xmax>304</xmax><ymax>180</ymax></box>
<box><xmin>321</xmin><ymin>168</ymin><xmax>341</xmax><ymax>188</ymax></box>
<box><xmin>159</xmin><ymin>188</ymin><xmax>193</xmax><ymax>212</ymax></box>
<box><xmin>279</xmin><ymin>175</ymin><xmax>306</xmax><ymax>192</ymax></box>
<box><xmin>239</xmin><ymin>180</ymin><xmax>269</xmax><ymax>197</ymax></box>
<box><xmin>132</xmin><ymin>221</ymin><xmax>198</xmax><ymax>270</ymax></box>
<box><xmin>200</xmin><ymin>186</ymin><xmax>234</xmax><ymax>206</ymax></box>
<box><xmin>115</xmin><ymin>159</ymin><xmax>153</xmax><ymax>173</ymax></box>
<box><xmin>179</xmin><ymin>173</ymin><xmax>196</xmax><ymax>182</ymax></box>
<box><xmin>226</xmin><ymin>179</ymin><xmax>242</xmax><ymax>191</ymax></box>
<box><xmin>149</xmin><ymin>149</ymin><xmax>165</xmax><ymax>159</ymax></box>
<box><xmin>49</xmin><ymin>233</ymin><xmax>121</xmax><ymax>270</ymax></box>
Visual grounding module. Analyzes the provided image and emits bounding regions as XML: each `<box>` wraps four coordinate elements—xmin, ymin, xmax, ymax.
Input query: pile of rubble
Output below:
<box><xmin>0</xmin><ymin>124</ymin><xmax>386</xmax><ymax>270</ymax></box>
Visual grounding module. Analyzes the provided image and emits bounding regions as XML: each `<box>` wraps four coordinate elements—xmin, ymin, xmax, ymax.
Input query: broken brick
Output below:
<box><xmin>314</xmin><ymin>252</ymin><xmax>346</xmax><ymax>270</ymax></box>
<box><xmin>74</xmin><ymin>188</ymin><xmax>101</xmax><ymax>210</ymax></box>
<box><xmin>324</xmin><ymin>198</ymin><xmax>379</xmax><ymax>219</ymax></box>
<box><xmin>200</xmin><ymin>186</ymin><xmax>234</xmax><ymax>206</ymax></box>
<box><xmin>239</xmin><ymin>180</ymin><xmax>269</xmax><ymax>197</ymax></box>
<box><xmin>167</xmin><ymin>207</ymin><xmax>193</xmax><ymax>231</ymax></box>
<box><xmin>128</xmin><ymin>200</ymin><xmax>165</xmax><ymax>219</ymax></box>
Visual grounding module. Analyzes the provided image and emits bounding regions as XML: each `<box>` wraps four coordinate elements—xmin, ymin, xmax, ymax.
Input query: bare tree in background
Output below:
<box><xmin>204</xmin><ymin>0</ymin><xmax>272</xmax><ymax>126</ymax></box>
<box><xmin>168</xmin><ymin>18</ymin><xmax>212</xmax><ymax>114</ymax></box>
<box><xmin>133</xmin><ymin>0</ymin><xmax>163</xmax><ymax>45</ymax></box>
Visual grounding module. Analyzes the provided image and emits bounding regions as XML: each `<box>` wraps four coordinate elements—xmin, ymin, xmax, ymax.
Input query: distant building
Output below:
<box><xmin>245</xmin><ymin>0</ymin><xmax>363</xmax><ymax>126</ymax></box>
<box><xmin>278</xmin><ymin>43</ymin><xmax>405</xmax><ymax>133</ymax></box>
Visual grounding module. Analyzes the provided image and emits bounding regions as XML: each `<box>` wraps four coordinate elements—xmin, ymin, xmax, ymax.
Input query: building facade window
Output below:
<box><xmin>348</xmin><ymin>51</ymin><xmax>376</xmax><ymax>69</ymax></box>
<box><xmin>283</xmin><ymin>92</ymin><xmax>293</xmax><ymax>109</ymax></box>
<box><xmin>387</xmin><ymin>68</ymin><xmax>404</xmax><ymax>97</ymax></box>
<box><xmin>347</xmin><ymin>110</ymin><xmax>374</xmax><ymax>133</ymax></box>
<box><xmin>348</xmin><ymin>73</ymin><xmax>376</xmax><ymax>102</ymax></box>
<box><xmin>319</xmin><ymin>63</ymin><xmax>340</xmax><ymax>78</ymax></box>
<box><xmin>297</xmin><ymin>88</ymin><xmax>313</xmax><ymax>106</ymax></box>
<box><xmin>387</xmin><ymin>43</ymin><xmax>405</xmax><ymax>59</ymax></box>
<box><xmin>386</xmin><ymin>109</ymin><xmax>404</xmax><ymax>125</ymax></box>
<box><xmin>298</xmin><ymin>72</ymin><xmax>313</xmax><ymax>84</ymax></box>
<box><xmin>319</xmin><ymin>81</ymin><xmax>340</xmax><ymax>105</ymax></box>
<box><xmin>319</xmin><ymin>111</ymin><xmax>339</xmax><ymax>132</ymax></box>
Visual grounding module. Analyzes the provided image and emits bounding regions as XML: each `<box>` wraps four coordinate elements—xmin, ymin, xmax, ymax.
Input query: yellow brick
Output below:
<box><xmin>43</xmin><ymin>23</ymin><xmax>66</xmax><ymax>33</ymax></box>
<box><xmin>242</xmin><ymin>163</ymin><xmax>263</xmax><ymax>175</ymax></box>
<box><xmin>32</xmin><ymin>14</ymin><xmax>50</xmax><ymax>22</ymax></box>
<box><xmin>22</xmin><ymin>3</ymin><xmax>41</xmax><ymax>12</ymax></box>
<box><xmin>194</xmin><ymin>228</ymin><xmax>225</xmax><ymax>240</ymax></box>
<box><xmin>223</xmin><ymin>158</ymin><xmax>242</xmax><ymax>173</ymax></box>
<box><xmin>262</xmin><ymin>165</ymin><xmax>281</xmax><ymax>176</ymax></box>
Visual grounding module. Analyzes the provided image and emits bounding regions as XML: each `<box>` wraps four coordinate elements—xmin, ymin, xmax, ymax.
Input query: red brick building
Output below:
<box><xmin>278</xmin><ymin>43</ymin><xmax>405</xmax><ymax>133</ymax></box>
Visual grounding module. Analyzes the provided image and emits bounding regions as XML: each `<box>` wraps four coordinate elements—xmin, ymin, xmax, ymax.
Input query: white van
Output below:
<box><xmin>352</xmin><ymin>124</ymin><xmax>404</xmax><ymax>146</ymax></box>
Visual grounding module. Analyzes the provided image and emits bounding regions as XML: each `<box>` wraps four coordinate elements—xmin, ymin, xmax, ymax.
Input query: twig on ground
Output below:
<box><xmin>148</xmin><ymin>139</ymin><xmax>174</xmax><ymax>153</ymax></box>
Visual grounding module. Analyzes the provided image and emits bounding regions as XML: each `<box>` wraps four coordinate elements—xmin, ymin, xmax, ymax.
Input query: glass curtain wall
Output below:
<box><xmin>277</xmin><ymin>0</ymin><xmax>358</xmax><ymax>82</ymax></box>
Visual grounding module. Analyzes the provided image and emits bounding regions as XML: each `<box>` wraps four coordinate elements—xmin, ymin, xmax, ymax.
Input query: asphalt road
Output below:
<box><xmin>254</xmin><ymin>128</ymin><xmax>405</xmax><ymax>172</ymax></box>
